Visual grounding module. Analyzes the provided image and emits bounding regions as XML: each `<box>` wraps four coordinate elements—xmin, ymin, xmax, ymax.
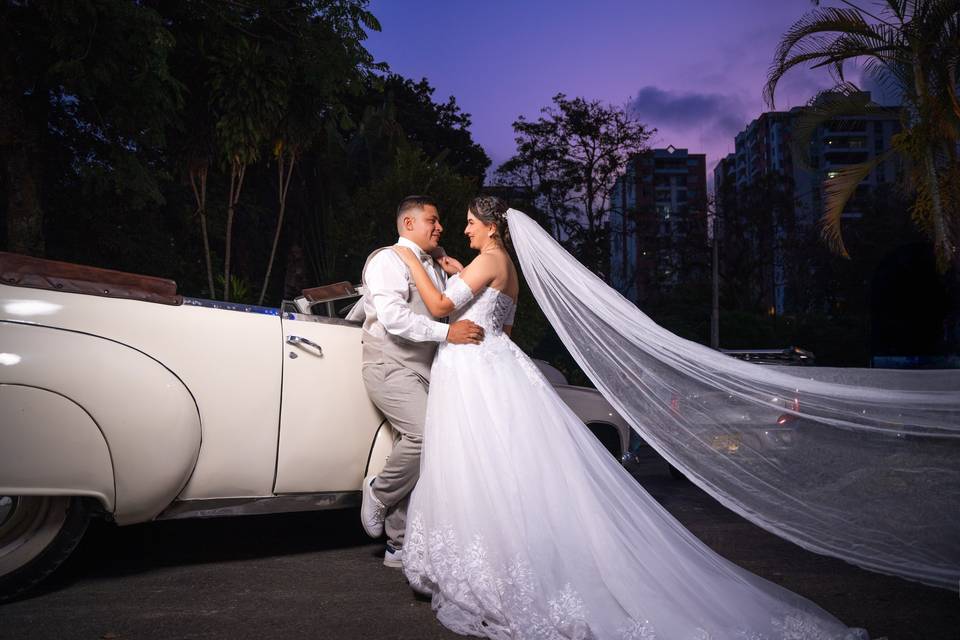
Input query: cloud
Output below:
<box><xmin>627</xmin><ymin>86</ymin><xmax>748</xmax><ymax>143</ymax></box>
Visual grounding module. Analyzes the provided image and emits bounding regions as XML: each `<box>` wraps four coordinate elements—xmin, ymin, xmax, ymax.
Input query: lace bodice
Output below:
<box><xmin>446</xmin><ymin>274</ymin><xmax>516</xmax><ymax>334</ymax></box>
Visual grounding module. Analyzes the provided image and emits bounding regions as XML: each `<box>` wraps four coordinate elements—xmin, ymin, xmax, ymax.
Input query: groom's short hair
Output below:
<box><xmin>396</xmin><ymin>195</ymin><xmax>438</xmax><ymax>232</ymax></box>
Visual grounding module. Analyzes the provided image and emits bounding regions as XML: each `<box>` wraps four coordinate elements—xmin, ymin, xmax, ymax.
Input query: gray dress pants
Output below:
<box><xmin>361</xmin><ymin>361</ymin><xmax>429</xmax><ymax>549</ymax></box>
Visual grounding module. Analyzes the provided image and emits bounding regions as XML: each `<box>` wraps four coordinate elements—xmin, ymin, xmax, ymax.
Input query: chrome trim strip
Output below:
<box><xmin>156</xmin><ymin>491</ymin><xmax>360</xmax><ymax>520</ymax></box>
<box><xmin>182</xmin><ymin>297</ymin><xmax>281</xmax><ymax>316</ymax></box>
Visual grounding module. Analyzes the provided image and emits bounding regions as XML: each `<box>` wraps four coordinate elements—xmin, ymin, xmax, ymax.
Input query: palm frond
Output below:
<box><xmin>821</xmin><ymin>150</ymin><xmax>895</xmax><ymax>257</ymax></box>
<box><xmin>943</xmin><ymin>54</ymin><xmax>960</xmax><ymax>117</ymax></box>
<box><xmin>862</xmin><ymin>57</ymin><xmax>913</xmax><ymax>105</ymax></box>
<box><xmin>825</xmin><ymin>23</ymin><xmax>907</xmax><ymax>65</ymax></box>
<box><xmin>884</xmin><ymin>0</ymin><xmax>910</xmax><ymax>23</ymax></box>
<box><xmin>919</xmin><ymin>0</ymin><xmax>960</xmax><ymax>43</ymax></box>
<box><xmin>774</xmin><ymin>0</ymin><xmax>960</xmax><ymax>269</ymax></box>
<box><xmin>766</xmin><ymin>7</ymin><xmax>890</xmax><ymax>106</ymax></box>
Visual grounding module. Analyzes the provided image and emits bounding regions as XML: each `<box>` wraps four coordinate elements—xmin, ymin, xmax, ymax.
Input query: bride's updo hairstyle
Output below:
<box><xmin>468</xmin><ymin>195</ymin><xmax>510</xmax><ymax>246</ymax></box>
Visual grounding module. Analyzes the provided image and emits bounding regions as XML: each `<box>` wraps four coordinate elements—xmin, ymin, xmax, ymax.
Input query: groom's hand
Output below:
<box><xmin>447</xmin><ymin>319</ymin><xmax>484</xmax><ymax>344</ymax></box>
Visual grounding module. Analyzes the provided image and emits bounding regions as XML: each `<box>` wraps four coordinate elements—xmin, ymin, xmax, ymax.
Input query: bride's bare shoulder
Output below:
<box><xmin>465</xmin><ymin>251</ymin><xmax>498</xmax><ymax>271</ymax></box>
<box><xmin>458</xmin><ymin>252</ymin><xmax>500</xmax><ymax>291</ymax></box>
<box><xmin>466</xmin><ymin>249</ymin><xmax>514</xmax><ymax>285</ymax></box>
<box><xmin>485</xmin><ymin>250</ymin><xmax>518</xmax><ymax>296</ymax></box>
<box><xmin>505</xmin><ymin>258</ymin><xmax>520</xmax><ymax>299</ymax></box>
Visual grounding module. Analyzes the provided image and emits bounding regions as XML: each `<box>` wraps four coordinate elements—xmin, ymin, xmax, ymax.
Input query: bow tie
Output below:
<box><xmin>418</xmin><ymin>252</ymin><xmax>433</xmax><ymax>264</ymax></box>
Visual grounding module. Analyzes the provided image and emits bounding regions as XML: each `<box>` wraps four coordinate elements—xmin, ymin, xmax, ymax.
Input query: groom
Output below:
<box><xmin>357</xmin><ymin>195</ymin><xmax>483</xmax><ymax>568</ymax></box>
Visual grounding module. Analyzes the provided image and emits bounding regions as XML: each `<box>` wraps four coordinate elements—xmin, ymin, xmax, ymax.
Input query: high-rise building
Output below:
<box><xmin>714</xmin><ymin>92</ymin><xmax>902</xmax><ymax>315</ymax></box>
<box><xmin>609</xmin><ymin>146</ymin><xmax>707</xmax><ymax>304</ymax></box>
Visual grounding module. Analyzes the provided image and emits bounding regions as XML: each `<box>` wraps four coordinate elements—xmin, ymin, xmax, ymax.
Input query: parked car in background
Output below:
<box><xmin>649</xmin><ymin>346</ymin><xmax>818</xmax><ymax>480</ymax></box>
<box><xmin>0</xmin><ymin>252</ymin><xmax>632</xmax><ymax>600</ymax></box>
<box><xmin>720</xmin><ymin>346</ymin><xmax>815</xmax><ymax>366</ymax></box>
<box><xmin>530</xmin><ymin>359</ymin><xmax>632</xmax><ymax>461</ymax></box>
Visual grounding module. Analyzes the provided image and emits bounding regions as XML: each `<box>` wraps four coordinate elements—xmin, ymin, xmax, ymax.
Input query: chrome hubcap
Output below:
<box><xmin>0</xmin><ymin>496</ymin><xmax>68</xmax><ymax>576</ymax></box>
<box><xmin>0</xmin><ymin>496</ymin><xmax>15</xmax><ymax>529</ymax></box>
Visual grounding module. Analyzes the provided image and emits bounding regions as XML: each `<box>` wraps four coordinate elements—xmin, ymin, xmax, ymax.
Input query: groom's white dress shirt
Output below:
<box><xmin>361</xmin><ymin>236</ymin><xmax>448</xmax><ymax>343</ymax></box>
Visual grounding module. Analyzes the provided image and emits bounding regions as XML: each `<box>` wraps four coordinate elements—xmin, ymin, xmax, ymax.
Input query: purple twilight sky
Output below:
<box><xmin>364</xmin><ymin>0</ymin><xmax>887</xmax><ymax>187</ymax></box>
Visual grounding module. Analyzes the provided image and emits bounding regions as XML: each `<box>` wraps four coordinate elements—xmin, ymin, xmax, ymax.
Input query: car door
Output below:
<box><xmin>273</xmin><ymin>312</ymin><xmax>383</xmax><ymax>494</ymax></box>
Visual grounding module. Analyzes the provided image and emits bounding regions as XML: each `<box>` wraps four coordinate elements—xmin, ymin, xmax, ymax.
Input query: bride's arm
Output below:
<box><xmin>392</xmin><ymin>248</ymin><xmax>494</xmax><ymax>318</ymax></box>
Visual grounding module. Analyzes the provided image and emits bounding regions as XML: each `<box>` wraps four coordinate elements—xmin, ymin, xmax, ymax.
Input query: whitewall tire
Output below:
<box><xmin>0</xmin><ymin>496</ymin><xmax>89</xmax><ymax>601</ymax></box>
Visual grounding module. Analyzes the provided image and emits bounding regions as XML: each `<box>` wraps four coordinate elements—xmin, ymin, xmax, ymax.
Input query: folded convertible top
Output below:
<box><xmin>0</xmin><ymin>251</ymin><xmax>182</xmax><ymax>305</ymax></box>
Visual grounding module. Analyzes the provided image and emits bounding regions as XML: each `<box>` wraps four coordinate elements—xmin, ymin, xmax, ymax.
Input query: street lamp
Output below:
<box><xmin>710</xmin><ymin>197</ymin><xmax>720</xmax><ymax>350</ymax></box>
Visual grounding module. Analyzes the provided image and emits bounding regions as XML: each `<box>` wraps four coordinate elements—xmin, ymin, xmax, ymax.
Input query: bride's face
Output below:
<box><xmin>464</xmin><ymin>211</ymin><xmax>496</xmax><ymax>251</ymax></box>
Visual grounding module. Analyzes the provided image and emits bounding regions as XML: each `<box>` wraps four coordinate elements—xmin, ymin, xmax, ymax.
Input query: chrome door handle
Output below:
<box><xmin>286</xmin><ymin>335</ymin><xmax>323</xmax><ymax>356</ymax></box>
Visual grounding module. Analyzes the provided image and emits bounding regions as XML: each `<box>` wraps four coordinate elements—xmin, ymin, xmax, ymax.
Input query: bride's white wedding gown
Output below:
<box><xmin>403</xmin><ymin>275</ymin><xmax>867</xmax><ymax>640</ymax></box>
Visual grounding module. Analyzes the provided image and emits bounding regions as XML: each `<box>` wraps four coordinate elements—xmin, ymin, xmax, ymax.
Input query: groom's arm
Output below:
<box><xmin>366</xmin><ymin>251</ymin><xmax>449</xmax><ymax>343</ymax></box>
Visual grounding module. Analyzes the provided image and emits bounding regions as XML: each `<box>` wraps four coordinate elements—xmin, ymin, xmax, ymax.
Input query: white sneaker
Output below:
<box><xmin>360</xmin><ymin>474</ymin><xmax>386</xmax><ymax>538</ymax></box>
<box><xmin>383</xmin><ymin>544</ymin><xmax>403</xmax><ymax>568</ymax></box>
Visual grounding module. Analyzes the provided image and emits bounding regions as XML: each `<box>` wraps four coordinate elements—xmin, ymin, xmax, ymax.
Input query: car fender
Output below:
<box><xmin>554</xmin><ymin>384</ymin><xmax>632</xmax><ymax>456</ymax></box>
<box><xmin>0</xmin><ymin>322</ymin><xmax>201</xmax><ymax>524</ymax></box>
<box><xmin>0</xmin><ymin>384</ymin><xmax>115</xmax><ymax>509</ymax></box>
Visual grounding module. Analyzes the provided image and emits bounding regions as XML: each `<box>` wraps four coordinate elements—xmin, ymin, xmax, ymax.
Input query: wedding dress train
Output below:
<box><xmin>402</xmin><ymin>275</ymin><xmax>866</xmax><ymax>640</ymax></box>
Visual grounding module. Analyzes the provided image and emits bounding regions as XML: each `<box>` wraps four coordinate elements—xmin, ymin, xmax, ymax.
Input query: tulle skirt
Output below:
<box><xmin>403</xmin><ymin>334</ymin><xmax>866</xmax><ymax>640</ymax></box>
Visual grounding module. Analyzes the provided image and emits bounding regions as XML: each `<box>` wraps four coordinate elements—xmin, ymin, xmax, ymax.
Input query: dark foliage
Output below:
<box><xmin>0</xmin><ymin>0</ymin><xmax>490</xmax><ymax>311</ymax></box>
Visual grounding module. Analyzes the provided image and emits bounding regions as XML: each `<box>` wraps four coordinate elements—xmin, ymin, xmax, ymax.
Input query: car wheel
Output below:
<box><xmin>0</xmin><ymin>496</ymin><xmax>89</xmax><ymax>602</ymax></box>
<box><xmin>586</xmin><ymin>423</ymin><xmax>622</xmax><ymax>460</ymax></box>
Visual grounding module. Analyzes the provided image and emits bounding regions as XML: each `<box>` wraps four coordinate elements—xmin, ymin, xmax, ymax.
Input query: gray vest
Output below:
<box><xmin>360</xmin><ymin>246</ymin><xmax>442</xmax><ymax>380</ymax></box>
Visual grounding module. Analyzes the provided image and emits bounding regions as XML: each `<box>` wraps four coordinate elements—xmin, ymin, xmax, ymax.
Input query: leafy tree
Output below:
<box><xmin>296</xmin><ymin>111</ymin><xmax>479</xmax><ymax>289</ymax></box>
<box><xmin>151</xmin><ymin>0</ymin><xmax>382</xmax><ymax>301</ymax></box>
<box><xmin>282</xmin><ymin>73</ymin><xmax>490</xmax><ymax>292</ymax></box>
<box><xmin>0</xmin><ymin>0</ymin><xmax>181</xmax><ymax>255</ymax></box>
<box><xmin>0</xmin><ymin>0</ymin><xmax>495</xmax><ymax>322</ymax></box>
<box><xmin>765</xmin><ymin>0</ymin><xmax>960</xmax><ymax>268</ymax></box>
<box><xmin>208</xmin><ymin>34</ymin><xmax>286</xmax><ymax>300</ymax></box>
<box><xmin>251</xmin><ymin>0</ymin><xmax>384</xmax><ymax>304</ymax></box>
<box><xmin>715</xmin><ymin>174</ymin><xmax>795</xmax><ymax>312</ymax></box>
<box><xmin>376</xmin><ymin>75</ymin><xmax>490</xmax><ymax>183</ymax></box>
<box><xmin>496</xmin><ymin>94</ymin><xmax>653</xmax><ymax>274</ymax></box>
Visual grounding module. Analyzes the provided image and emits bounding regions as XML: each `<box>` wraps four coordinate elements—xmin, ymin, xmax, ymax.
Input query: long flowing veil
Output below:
<box><xmin>506</xmin><ymin>207</ymin><xmax>960</xmax><ymax>591</ymax></box>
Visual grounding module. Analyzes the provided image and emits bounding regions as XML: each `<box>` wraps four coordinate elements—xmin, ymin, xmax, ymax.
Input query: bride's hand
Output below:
<box><xmin>437</xmin><ymin>255</ymin><xmax>463</xmax><ymax>275</ymax></box>
<box><xmin>392</xmin><ymin>246</ymin><xmax>420</xmax><ymax>268</ymax></box>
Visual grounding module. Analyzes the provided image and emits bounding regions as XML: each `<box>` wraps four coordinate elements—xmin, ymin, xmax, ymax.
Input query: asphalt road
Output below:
<box><xmin>1</xmin><ymin>456</ymin><xmax>957</xmax><ymax>640</ymax></box>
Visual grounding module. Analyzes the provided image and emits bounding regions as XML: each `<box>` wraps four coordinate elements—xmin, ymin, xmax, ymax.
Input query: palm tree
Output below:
<box><xmin>765</xmin><ymin>0</ymin><xmax>960</xmax><ymax>268</ymax></box>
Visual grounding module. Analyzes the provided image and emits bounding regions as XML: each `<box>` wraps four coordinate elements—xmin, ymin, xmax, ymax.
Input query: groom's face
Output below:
<box><xmin>402</xmin><ymin>205</ymin><xmax>443</xmax><ymax>252</ymax></box>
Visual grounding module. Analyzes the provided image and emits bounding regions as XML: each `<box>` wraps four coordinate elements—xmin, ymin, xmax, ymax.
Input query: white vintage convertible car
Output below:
<box><xmin>0</xmin><ymin>251</ymin><xmax>631</xmax><ymax>600</ymax></box>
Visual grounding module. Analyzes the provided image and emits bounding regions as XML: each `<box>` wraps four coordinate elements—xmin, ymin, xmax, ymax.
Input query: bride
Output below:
<box><xmin>390</xmin><ymin>196</ymin><xmax>867</xmax><ymax>640</ymax></box>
